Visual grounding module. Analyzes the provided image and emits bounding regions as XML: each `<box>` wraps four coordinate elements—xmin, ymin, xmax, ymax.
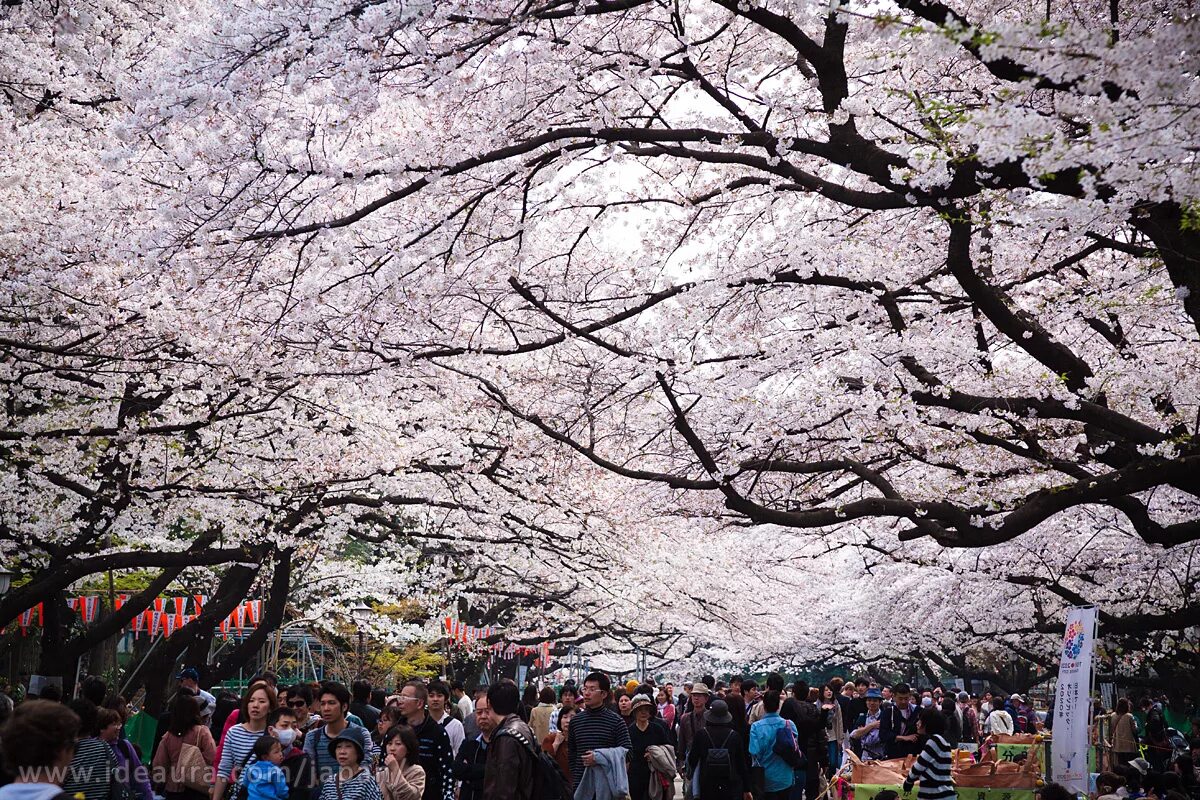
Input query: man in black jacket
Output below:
<box><xmin>397</xmin><ymin>680</ymin><xmax>455</xmax><ymax>800</ymax></box>
<box><xmin>482</xmin><ymin>683</ymin><xmax>537</xmax><ymax>800</ymax></box>
<box><xmin>454</xmin><ymin>694</ymin><xmax>495</xmax><ymax>800</ymax></box>
<box><xmin>880</xmin><ymin>683</ymin><xmax>922</xmax><ymax>758</ymax></box>
<box><xmin>783</xmin><ymin>680</ymin><xmax>825</xmax><ymax>800</ymax></box>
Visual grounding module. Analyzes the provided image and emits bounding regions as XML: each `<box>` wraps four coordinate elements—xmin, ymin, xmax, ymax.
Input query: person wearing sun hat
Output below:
<box><xmin>319</xmin><ymin>726</ymin><xmax>380</xmax><ymax>800</ymax></box>
<box><xmin>677</xmin><ymin>682</ymin><xmax>711</xmax><ymax>799</ymax></box>
<box><xmin>688</xmin><ymin>699</ymin><xmax>751</xmax><ymax>800</ymax></box>
<box><xmin>850</xmin><ymin>688</ymin><xmax>887</xmax><ymax>760</ymax></box>
<box><xmin>627</xmin><ymin>696</ymin><xmax>671</xmax><ymax>800</ymax></box>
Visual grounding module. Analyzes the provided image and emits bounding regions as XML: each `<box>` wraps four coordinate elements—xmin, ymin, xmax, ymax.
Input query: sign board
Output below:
<box><xmin>1050</xmin><ymin>606</ymin><xmax>1098</xmax><ymax>793</ymax></box>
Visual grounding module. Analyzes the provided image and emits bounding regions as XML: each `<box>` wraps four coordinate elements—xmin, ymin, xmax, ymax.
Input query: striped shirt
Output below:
<box><xmin>317</xmin><ymin>768</ymin><xmax>382</xmax><ymax>800</ymax></box>
<box><xmin>905</xmin><ymin>733</ymin><xmax>956</xmax><ymax>800</ymax></box>
<box><xmin>63</xmin><ymin>738</ymin><xmax>116</xmax><ymax>800</ymax></box>
<box><xmin>566</xmin><ymin>705</ymin><xmax>632</xmax><ymax>788</ymax></box>
<box><xmin>304</xmin><ymin>722</ymin><xmax>378</xmax><ymax>791</ymax></box>
<box><xmin>218</xmin><ymin>724</ymin><xmax>268</xmax><ymax>779</ymax></box>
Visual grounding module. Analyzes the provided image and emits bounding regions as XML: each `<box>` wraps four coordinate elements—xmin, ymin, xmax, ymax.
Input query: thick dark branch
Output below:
<box><xmin>893</xmin><ymin>0</ymin><xmax>1131</xmax><ymax>101</ymax></box>
<box><xmin>946</xmin><ymin>218</ymin><xmax>1094</xmax><ymax>392</ymax></box>
<box><xmin>0</xmin><ymin>542</ymin><xmax>265</xmax><ymax>628</ymax></box>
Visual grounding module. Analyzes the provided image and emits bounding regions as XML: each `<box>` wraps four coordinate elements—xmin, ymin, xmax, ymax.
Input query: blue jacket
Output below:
<box><xmin>242</xmin><ymin>759</ymin><xmax>290</xmax><ymax>800</ymax></box>
<box><xmin>749</xmin><ymin>713</ymin><xmax>797</xmax><ymax>792</ymax></box>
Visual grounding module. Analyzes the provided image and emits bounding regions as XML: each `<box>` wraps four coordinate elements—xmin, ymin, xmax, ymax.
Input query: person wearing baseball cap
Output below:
<box><xmin>850</xmin><ymin>688</ymin><xmax>887</xmax><ymax>760</ymax></box>
<box><xmin>177</xmin><ymin>669</ymin><xmax>216</xmax><ymax>721</ymax></box>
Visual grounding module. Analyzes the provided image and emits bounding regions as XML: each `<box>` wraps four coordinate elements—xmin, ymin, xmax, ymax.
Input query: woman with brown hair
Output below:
<box><xmin>212</xmin><ymin>682</ymin><xmax>278</xmax><ymax>800</ymax></box>
<box><xmin>1108</xmin><ymin>698</ymin><xmax>1140</xmax><ymax>768</ymax></box>
<box><xmin>153</xmin><ymin>693</ymin><xmax>217</xmax><ymax>800</ymax></box>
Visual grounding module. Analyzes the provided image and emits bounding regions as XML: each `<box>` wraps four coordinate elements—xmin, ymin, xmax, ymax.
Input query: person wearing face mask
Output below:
<box><xmin>270</xmin><ymin>708</ymin><xmax>318</xmax><ymax>800</ymax></box>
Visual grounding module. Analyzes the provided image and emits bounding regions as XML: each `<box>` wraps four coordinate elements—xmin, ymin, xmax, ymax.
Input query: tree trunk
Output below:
<box><xmin>130</xmin><ymin>563</ymin><xmax>262</xmax><ymax>714</ymax></box>
<box><xmin>209</xmin><ymin>549</ymin><xmax>293</xmax><ymax>686</ymax></box>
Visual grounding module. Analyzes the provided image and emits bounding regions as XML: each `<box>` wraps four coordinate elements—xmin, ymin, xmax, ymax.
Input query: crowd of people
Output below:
<box><xmin>0</xmin><ymin>669</ymin><xmax>1197</xmax><ymax>800</ymax></box>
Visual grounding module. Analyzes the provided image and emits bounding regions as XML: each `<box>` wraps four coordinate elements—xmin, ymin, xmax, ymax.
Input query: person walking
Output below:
<box><xmin>628</xmin><ymin>696</ymin><xmax>672</xmax><ymax>800</ymax></box>
<box><xmin>749</xmin><ymin>691</ymin><xmax>798</xmax><ymax>800</ymax></box>
<box><xmin>240</xmin><ymin>736</ymin><xmax>290</xmax><ymax>800</ymax></box>
<box><xmin>677</xmin><ymin>683</ymin><xmax>710</xmax><ymax>797</ymax></box>
<box><xmin>482</xmin><ymin>683</ymin><xmax>537</xmax><ymax>800</ymax></box>
<box><xmin>0</xmin><ymin>700</ymin><xmax>82</xmax><ymax>800</ymax></box>
<box><xmin>98</xmin><ymin>707</ymin><xmax>154</xmax><ymax>800</ymax></box>
<box><xmin>541</xmin><ymin>706</ymin><xmax>576</xmax><ymax>793</ymax></box>
<box><xmin>567</xmin><ymin>672</ymin><xmax>632</xmax><ymax>797</ymax></box>
<box><xmin>455</xmin><ymin>694</ymin><xmax>495</xmax><ymax>800</ymax></box>
<box><xmin>377</xmin><ymin>726</ymin><xmax>425</xmax><ymax>800</ymax></box>
<box><xmin>395</xmin><ymin>681</ymin><xmax>454</xmax><ymax>800</ymax></box>
<box><xmin>528</xmin><ymin>688</ymin><xmax>557</xmax><ymax>745</ymax></box>
<box><xmin>687</xmin><ymin>700</ymin><xmax>751</xmax><ymax>800</ymax></box>
<box><xmin>153</xmin><ymin>693</ymin><xmax>217</xmax><ymax>800</ymax></box>
<box><xmin>903</xmin><ymin>710</ymin><xmax>955</xmax><ymax>800</ymax></box>
<box><xmin>214</xmin><ymin>682</ymin><xmax>278</xmax><ymax>800</ymax></box>
<box><xmin>304</xmin><ymin>682</ymin><xmax>376</xmax><ymax>793</ymax></box>
<box><xmin>62</xmin><ymin>700</ymin><xmax>117</xmax><ymax>800</ymax></box>
<box><xmin>657</xmin><ymin>689</ymin><xmax>676</xmax><ymax>731</ymax></box>
<box><xmin>427</xmin><ymin>683</ymin><xmax>465</xmax><ymax>758</ymax></box>
<box><xmin>317</xmin><ymin>728</ymin><xmax>381</xmax><ymax>800</ymax></box>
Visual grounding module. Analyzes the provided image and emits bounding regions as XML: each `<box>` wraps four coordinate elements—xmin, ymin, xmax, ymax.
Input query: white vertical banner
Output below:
<box><xmin>1052</xmin><ymin>605</ymin><xmax>1099</xmax><ymax>793</ymax></box>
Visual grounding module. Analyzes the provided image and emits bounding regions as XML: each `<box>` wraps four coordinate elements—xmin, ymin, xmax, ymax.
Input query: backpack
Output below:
<box><xmin>772</xmin><ymin>722</ymin><xmax>805</xmax><ymax>770</ymax></box>
<box><xmin>702</xmin><ymin>729</ymin><xmax>735</xmax><ymax>782</ymax></box>
<box><xmin>494</xmin><ymin>725</ymin><xmax>571</xmax><ymax>800</ymax></box>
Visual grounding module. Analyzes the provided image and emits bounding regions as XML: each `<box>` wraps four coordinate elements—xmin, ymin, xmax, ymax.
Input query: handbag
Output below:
<box><xmin>171</xmin><ymin>732</ymin><xmax>213</xmax><ymax>793</ymax></box>
<box><xmin>109</xmin><ymin>740</ymin><xmax>136</xmax><ymax>800</ymax></box>
<box><xmin>222</xmin><ymin>748</ymin><xmax>256</xmax><ymax>800</ymax></box>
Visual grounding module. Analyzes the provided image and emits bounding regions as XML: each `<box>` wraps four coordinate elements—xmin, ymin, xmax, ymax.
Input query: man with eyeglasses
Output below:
<box><xmin>397</xmin><ymin>679</ymin><xmax>454</xmax><ymax>800</ymax></box>
<box><xmin>568</xmin><ymin>672</ymin><xmax>631</xmax><ymax>794</ymax></box>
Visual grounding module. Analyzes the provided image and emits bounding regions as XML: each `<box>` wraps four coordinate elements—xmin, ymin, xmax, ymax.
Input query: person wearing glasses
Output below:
<box><xmin>396</xmin><ymin>681</ymin><xmax>454</xmax><ymax>800</ymax></box>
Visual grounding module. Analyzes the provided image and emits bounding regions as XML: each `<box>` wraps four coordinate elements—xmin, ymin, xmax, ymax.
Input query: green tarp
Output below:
<box><xmin>125</xmin><ymin>710</ymin><xmax>159</xmax><ymax>761</ymax></box>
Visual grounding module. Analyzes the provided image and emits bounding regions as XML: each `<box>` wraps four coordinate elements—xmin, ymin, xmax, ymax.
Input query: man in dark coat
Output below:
<box><xmin>686</xmin><ymin>700</ymin><xmax>752</xmax><ymax>800</ymax></box>
<box><xmin>482</xmin><ymin>683</ymin><xmax>536</xmax><ymax>800</ymax></box>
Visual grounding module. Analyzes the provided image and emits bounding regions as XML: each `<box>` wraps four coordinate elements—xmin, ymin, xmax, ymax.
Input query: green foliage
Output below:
<box><xmin>1180</xmin><ymin>201</ymin><xmax>1200</xmax><ymax>233</ymax></box>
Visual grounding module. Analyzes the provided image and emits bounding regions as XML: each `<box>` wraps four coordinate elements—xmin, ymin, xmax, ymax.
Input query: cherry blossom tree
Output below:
<box><xmin>4</xmin><ymin>0</ymin><xmax>1198</xmax><ymax>684</ymax></box>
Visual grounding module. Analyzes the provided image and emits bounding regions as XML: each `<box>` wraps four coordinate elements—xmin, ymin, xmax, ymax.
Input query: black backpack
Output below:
<box><xmin>703</xmin><ymin>729</ymin><xmax>735</xmax><ymax>782</ymax></box>
<box><xmin>494</xmin><ymin>725</ymin><xmax>571</xmax><ymax>800</ymax></box>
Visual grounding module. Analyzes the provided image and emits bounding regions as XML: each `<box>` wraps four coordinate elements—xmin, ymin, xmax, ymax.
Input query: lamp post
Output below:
<box><xmin>350</xmin><ymin>602</ymin><xmax>371</xmax><ymax>677</ymax></box>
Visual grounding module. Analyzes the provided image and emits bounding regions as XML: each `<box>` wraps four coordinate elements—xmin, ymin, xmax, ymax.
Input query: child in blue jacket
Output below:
<box><xmin>241</xmin><ymin>736</ymin><xmax>290</xmax><ymax>800</ymax></box>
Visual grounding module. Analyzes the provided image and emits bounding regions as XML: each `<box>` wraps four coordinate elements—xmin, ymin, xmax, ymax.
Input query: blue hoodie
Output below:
<box><xmin>241</xmin><ymin>760</ymin><xmax>289</xmax><ymax>800</ymax></box>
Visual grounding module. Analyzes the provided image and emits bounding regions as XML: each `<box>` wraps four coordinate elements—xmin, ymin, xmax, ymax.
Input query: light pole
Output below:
<box><xmin>350</xmin><ymin>602</ymin><xmax>371</xmax><ymax>678</ymax></box>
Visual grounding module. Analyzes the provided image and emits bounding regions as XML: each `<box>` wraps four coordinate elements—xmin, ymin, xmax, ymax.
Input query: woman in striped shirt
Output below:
<box><xmin>213</xmin><ymin>682</ymin><xmax>279</xmax><ymax>800</ymax></box>
<box><xmin>903</xmin><ymin>709</ymin><xmax>956</xmax><ymax>800</ymax></box>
